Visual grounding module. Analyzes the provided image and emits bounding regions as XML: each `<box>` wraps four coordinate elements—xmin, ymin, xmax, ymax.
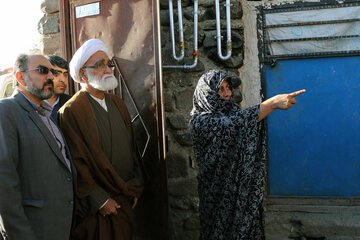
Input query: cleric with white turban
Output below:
<box><xmin>69</xmin><ymin>38</ymin><xmax>111</xmax><ymax>83</ymax></box>
<box><xmin>58</xmin><ymin>38</ymin><xmax>143</xmax><ymax>240</ymax></box>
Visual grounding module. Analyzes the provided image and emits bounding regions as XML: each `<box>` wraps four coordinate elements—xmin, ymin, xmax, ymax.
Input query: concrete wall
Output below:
<box><xmin>38</xmin><ymin>0</ymin><xmax>360</xmax><ymax>239</ymax></box>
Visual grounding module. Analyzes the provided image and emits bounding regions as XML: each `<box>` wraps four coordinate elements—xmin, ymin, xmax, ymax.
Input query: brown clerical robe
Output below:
<box><xmin>58</xmin><ymin>90</ymin><xmax>143</xmax><ymax>240</ymax></box>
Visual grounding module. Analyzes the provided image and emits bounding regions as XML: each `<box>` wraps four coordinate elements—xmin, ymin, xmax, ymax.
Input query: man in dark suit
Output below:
<box><xmin>46</xmin><ymin>55</ymin><xmax>71</xmax><ymax>123</ymax></box>
<box><xmin>0</xmin><ymin>54</ymin><xmax>76</xmax><ymax>240</ymax></box>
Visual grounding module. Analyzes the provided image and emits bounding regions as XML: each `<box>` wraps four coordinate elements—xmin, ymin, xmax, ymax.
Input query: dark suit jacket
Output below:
<box><xmin>51</xmin><ymin>93</ymin><xmax>71</xmax><ymax>124</ymax></box>
<box><xmin>0</xmin><ymin>90</ymin><xmax>76</xmax><ymax>240</ymax></box>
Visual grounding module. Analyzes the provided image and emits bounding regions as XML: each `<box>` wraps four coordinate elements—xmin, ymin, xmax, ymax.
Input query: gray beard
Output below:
<box><xmin>25</xmin><ymin>75</ymin><xmax>54</xmax><ymax>100</ymax></box>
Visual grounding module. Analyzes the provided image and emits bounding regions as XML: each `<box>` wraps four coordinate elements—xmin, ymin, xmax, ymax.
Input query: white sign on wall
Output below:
<box><xmin>75</xmin><ymin>2</ymin><xmax>100</xmax><ymax>19</ymax></box>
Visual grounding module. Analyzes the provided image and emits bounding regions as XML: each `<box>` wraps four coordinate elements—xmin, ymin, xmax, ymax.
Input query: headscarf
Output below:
<box><xmin>190</xmin><ymin>70</ymin><xmax>267</xmax><ymax>240</ymax></box>
<box><xmin>69</xmin><ymin>39</ymin><xmax>111</xmax><ymax>83</ymax></box>
<box><xmin>190</xmin><ymin>69</ymin><xmax>237</xmax><ymax>116</ymax></box>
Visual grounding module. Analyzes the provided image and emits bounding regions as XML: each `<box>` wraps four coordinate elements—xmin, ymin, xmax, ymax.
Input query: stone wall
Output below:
<box><xmin>39</xmin><ymin>0</ymin><xmax>61</xmax><ymax>56</ymax></box>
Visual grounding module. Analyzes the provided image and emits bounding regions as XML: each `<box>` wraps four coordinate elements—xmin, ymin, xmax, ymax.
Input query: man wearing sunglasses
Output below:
<box><xmin>58</xmin><ymin>39</ymin><xmax>143</xmax><ymax>240</ymax></box>
<box><xmin>46</xmin><ymin>55</ymin><xmax>71</xmax><ymax>124</ymax></box>
<box><xmin>0</xmin><ymin>54</ymin><xmax>76</xmax><ymax>240</ymax></box>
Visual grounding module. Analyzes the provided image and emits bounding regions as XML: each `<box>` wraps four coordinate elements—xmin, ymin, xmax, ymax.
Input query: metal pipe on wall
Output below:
<box><xmin>169</xmin><ymin>0</ymin><xmax>184</xmax><ymax>61</ymax></box>
<box><xmin>215</xmin><ymin>0</ymin><xmax>232</xmax><ymax>60</ymax></box>
<box><xmin>163</xmin><ymin>0</ymin><xmax>198</xmax><ymax>69</ymax></box>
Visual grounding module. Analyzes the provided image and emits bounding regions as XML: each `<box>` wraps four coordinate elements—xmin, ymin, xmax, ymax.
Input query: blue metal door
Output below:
<box><xmin>266</xmin><ymin>56</ymin><xmax>360</xmax><ymax>196</ymax></box>
<box><xmin>261</xmin><ymin>1</ymin><xmax>360</xmax><ymax>197</ymax></box>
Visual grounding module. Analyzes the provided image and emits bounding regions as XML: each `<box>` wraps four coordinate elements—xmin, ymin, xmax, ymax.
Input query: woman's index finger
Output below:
<box><xmin>288</xmin><ymin>89</ymin><xmax>306</xmax><ymax>98</ymax></box>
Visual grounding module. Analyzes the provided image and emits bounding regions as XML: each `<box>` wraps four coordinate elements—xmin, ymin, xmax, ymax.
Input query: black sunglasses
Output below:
<box><xmin>52</xmin><ymin>69</ymin><xmax>69</xmax><ymax>77</ymax></box>
<box><xmin>26</xmin><ymin>65</ymin><xmax>56</xmax><ymax>75</ymax></box>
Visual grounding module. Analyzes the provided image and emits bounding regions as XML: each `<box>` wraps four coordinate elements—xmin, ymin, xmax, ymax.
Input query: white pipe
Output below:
<box><xmin>164</xmin><ymin>0</ymin><xmax>198</xmax><ymax>69</ymax></box>
<box><xmin>169</xmin><ymin>0</ymin><xmax>185</xmax><ymax>61</ymax></box>
<box><xmin>215</xmin><ymin>0</ymin><xmax>232</xmax><ymax>60</ymax></box>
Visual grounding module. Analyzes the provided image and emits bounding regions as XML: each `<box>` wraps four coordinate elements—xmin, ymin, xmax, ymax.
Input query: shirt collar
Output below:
<box><xmin>19</xmin><ymin>91</ymin><xmax>54</xmax><ymax>118</ymax></box>
<box><xmin>19</xmin><ymin>91</ymin><xmax>40</xmax><ymax>109</ymax></box>
<box><xmin>45</xmin><ymin>96</ymin><xmax>60</xmax><ymax>107</ymax></box>
<box><xmin>89</xmin><ymin>93</ymin><xmax>108</xmax><ymax>112</ymax></box>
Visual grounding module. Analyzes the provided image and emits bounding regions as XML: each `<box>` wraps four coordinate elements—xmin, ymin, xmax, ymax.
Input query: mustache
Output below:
<box><xmin>44</xmin><ymin>79</ymin><xmax>54</xmax><ymax>87</ymax></box>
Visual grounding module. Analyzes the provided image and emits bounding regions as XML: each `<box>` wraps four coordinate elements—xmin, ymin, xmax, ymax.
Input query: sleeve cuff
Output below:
<box><xmin>99</xmin><ymin>198</ymin><xmax>110</xmax><ymax>210</ymax></box>
<box><xmin>88</xmin><ymin>186</ymin><xmax>110</xmax><ymax>210</ymax></box>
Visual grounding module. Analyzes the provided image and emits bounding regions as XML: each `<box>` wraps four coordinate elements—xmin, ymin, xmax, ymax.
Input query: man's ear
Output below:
<box><xmin>15</xmin><ymin>72</ymin><xmax>26</xmax><ymax>86</ymax></box>
<box><xmin>79</xmin><ymin>68</ymin><xmax>88</xmax><ymax>83</ymax></box>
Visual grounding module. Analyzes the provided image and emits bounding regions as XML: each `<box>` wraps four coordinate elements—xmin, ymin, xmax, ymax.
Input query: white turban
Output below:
<box><xmin>69</xmin><ymin>38</ymin><xmax>111</xmax><ymax>83</ymax></box>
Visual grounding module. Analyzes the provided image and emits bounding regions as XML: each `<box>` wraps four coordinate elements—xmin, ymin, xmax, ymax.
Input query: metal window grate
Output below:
<box><xmin>259</xmin><ymin>0</ymin><xmax>360</xmax><ymax>62</ymax></box>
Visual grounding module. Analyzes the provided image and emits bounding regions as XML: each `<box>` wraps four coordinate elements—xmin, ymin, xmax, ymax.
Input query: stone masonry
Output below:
<box><xmin>39</xmin><ymin>0</ymin><xmax>61</xmax><ymax>56</ymax></box>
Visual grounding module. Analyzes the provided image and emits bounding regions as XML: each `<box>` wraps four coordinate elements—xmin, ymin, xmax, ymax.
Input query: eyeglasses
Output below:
<box><xmin>26</xmin><ymin>65</ymin><xmax>56</xmax><ymax>75</ymax></box>
<box><xmin>52</xmin><ymin>69</ymin><xmax>69</xmax><ymax>77</ymax></box>
<box><xmin>82</xmin><ymin>62</ymin><xmax>115</xmax><ymax>71</ymax></box>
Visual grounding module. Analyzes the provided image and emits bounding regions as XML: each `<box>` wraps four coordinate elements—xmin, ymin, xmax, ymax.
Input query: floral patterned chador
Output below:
<box><xmin>190</xmin><ymin>70</ymin><xmax>267</xmax><ymax>240</ymax></box>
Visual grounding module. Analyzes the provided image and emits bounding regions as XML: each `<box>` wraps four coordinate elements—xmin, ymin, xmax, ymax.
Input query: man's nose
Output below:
<box><xmin>105</xmin><ymin>65</ymin><xmax>113</xmax><ymax>74</ymax></box>
<box><xmin>47</xmin><ymin>71</ymin><xmax>54</xmax><ymax>80</ymax></box>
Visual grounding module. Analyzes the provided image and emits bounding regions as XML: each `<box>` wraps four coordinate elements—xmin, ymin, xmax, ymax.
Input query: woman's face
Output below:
<box><xmin>218</xmin><ymin>80</ymin><xmax>232</xmax><ymax>101</ymax></box>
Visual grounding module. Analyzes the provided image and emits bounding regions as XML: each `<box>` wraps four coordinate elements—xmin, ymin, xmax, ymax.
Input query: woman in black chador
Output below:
<box><xmin>190</xmin><ymin>70</ymin><xmax>305</xmax><ymax>240</ymax></box>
